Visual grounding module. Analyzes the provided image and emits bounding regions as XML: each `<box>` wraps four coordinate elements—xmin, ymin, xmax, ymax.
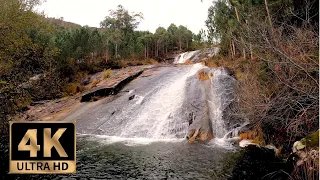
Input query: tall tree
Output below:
<box><xmin>100</xmin><ymin>5</ymin><xmax>143</xmax><ymax>58</ymax></box>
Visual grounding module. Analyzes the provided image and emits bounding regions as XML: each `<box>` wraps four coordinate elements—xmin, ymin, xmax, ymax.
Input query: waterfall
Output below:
<box><xmin>174</xmin><ymin>48</ymin><xmax>220</xmax><ymax>64</ymax></box>
<box><xmin>207</xmin><ymin>68</ymin><xmax>237</xmax><ymax>138</ymax></box>
<box><xmin>174</xmin><ymin>50</ymin><xmax>200</xmax><ymax>64</ymax></box>
<box><xmin>120</xmin><ymin>64</ymin><xmax>204</xmax><ymax>138</ymax></box>
<box><xmin>92</xmin><ymin>64</ymin><xmax>205</xmax><ymax>139</ymax></box>
<box><xmin>78</xmin><ymin>50</ymin><xmax>243</xmax><ymax>148</ymax></box>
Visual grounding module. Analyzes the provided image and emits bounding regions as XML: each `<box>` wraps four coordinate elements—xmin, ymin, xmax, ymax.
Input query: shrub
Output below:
<box><xmin>103</xmin><ymin>69</ymin><xmax>113</xmax><ymax>79</ymax></box>
<box><xmin>89</xmin><ymin>79</ymin><xmax>100</xmax><ymax>89</ymax></box>
<box><xmin>64</xmin><ymin>83</ymin><xmax>85</xmax><ymax>95</ymax></box>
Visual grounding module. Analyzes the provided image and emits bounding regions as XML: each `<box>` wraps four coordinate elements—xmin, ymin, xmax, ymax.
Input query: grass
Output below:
<box><xmin>103</xmin><ymin>69</ymin><xmax>113</xmax><ymax>79</ymax></box>
<box><xmin>89</xmin><ymin>79</ymin><xmax>100</xmax><ymax>89</ymax></box>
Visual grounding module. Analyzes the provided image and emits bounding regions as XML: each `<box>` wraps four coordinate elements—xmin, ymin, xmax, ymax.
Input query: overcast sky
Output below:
<box><xmin>37</xmin><ymin>0</ymin><xmax>213</xmax><ymax>34</ymax></box>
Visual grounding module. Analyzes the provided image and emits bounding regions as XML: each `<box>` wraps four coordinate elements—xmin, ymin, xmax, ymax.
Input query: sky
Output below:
<box><xmin>37</xmin><ymin>0</ymin><xmax>214</xmax><ymax>34</ymax></box>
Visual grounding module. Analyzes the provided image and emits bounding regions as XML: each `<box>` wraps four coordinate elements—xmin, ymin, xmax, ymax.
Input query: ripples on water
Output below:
<box><xmin>1</xmin><ymin>133</ymin><xmax>240</xmax><ymax>180</ymax></box>
<box><xmin>62</xmin><ymin>135</ymin><xmax>237</xmax><ymax>179</ymax></box>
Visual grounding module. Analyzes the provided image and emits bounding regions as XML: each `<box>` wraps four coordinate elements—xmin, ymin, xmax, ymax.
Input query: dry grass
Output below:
<box><xmin>197</xmin><ymin>70</ymin><xmax>210</xmax><ymax>81</ymax></box>
<box><xmin>64</xmin><ymin>83</ymin><xmax>85</xmax><ymax>95</ymax></box>
<box><xmin>239</xmin><ymin>126</ymin><xmax>265</xmax><ymax>145</ymax></box>
<box><xmin>290</xmin><ymin>154</ymin><xmax>319</xmax><ymax>180</ymax></box>
<box><xmin>89</xmin><ymin>79</ymin><xmax>100</xmax><ymax>89</ymax></box>
<box><xmin>103</xmin><ymin>69</ymin><xmax>113</xmax><ymax>79</ymax></box>
<box><xmin>118</xmin><ymin>59</ymin><xmax>158</xmax><ymax>68</ymax></box>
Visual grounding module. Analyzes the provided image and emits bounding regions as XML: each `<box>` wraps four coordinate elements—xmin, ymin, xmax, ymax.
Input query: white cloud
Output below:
<box><xmin>37</xmin><ymin>0</ymin><xmax>213</xmax><ymax>34</ymax></box>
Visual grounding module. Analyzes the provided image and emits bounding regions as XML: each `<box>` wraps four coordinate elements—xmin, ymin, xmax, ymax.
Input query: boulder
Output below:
<box><xmin>187</xmin><ymin>128</ymin><xmax>213</xmax><ymax>143</ymax></box>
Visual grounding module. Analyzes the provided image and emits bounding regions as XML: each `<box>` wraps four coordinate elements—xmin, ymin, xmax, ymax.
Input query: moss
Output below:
<box><xmin>235</xmin><ymin>71</ymin><xmax>244</xmax><ymax>79</ymax></box>
<box><xmin>304</xmin><ymin>130</ymin><xmax>319</xmax><ymax>148</ymax></box>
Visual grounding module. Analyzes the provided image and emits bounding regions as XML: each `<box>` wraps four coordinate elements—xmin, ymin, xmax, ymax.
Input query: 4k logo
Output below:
<box><xmin>9</xmin><ymin>122</ymin><xmax>76</xmax><ymax>174</ymax></box>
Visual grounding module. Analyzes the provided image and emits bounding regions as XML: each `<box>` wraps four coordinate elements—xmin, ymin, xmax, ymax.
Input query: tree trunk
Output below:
<box><xmin>250</xmin><ymin>44</ymin><xmax>253</xmax><ymax>59</ymax></box>
<box><xmin>235</xmin><ymin>7</ymin><xmax>240</xmax><ymax>22</ymax></box>
<box><xmin>234</xmin><ymin>8</ymin><xmax>246</xmax><ymax>59</ymax></box>
<box><xmin>105</xmin><ymin>42</ymin><xmax>109</xmax><ymax>63</ymax></box>
<box><xmin>116</xmin><ymin>44</ymin><xmax>118</xmax><ymax>58</ymax></box>
<box><xmin>264</xmin><ymin>0</ymin><xmax>273</xmax><ymax>29</ymax></box>
<box><xmin>232</xmin><ymin>40</ymin><xmax>236</xmax><ymax>57</ymax></box>
<box><xmin>147</xmin><ymin>43</ymin><xmax>149</xmax><ymax>58</ymax></box>
<box><xmin>144</xmin><ymin>45</ymin><xmax>147</xmax><ymax>59</ymax></box>
<box><xmin>230</xmin><ymin>41</ymin><xmax>234</xmax><ymax>58</ymax></box>
<box><xmin>242</xmin><ymin>48</ymin><xmax>246</xmax><ymax>59</ymax></box>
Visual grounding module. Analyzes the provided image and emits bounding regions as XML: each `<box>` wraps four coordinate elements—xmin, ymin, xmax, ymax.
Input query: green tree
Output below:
<box><xmin>100</xmin><ymin>5</ymin><xmax>143</xmax><ymax>58</ymax></box>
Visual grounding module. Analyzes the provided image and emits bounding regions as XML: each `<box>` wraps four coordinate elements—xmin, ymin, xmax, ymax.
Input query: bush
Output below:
<box><xmin>28</xmin><ymin>72</ymin><xmax>65</xmax><ymax>101</ymax></box>
<box><xmin>64</xmin><ymin>82</ymin><xmax>85</xmax><ymax>95</ymax></box>
<box><xmin>89</xmin><ymin>79</ymin><xmax>100</xmax><ymax>89</ymax></box>
<box><xmin>103</xmin><ymin>69</ymin><xmax>113</xmax><ymax>79</ymax></box>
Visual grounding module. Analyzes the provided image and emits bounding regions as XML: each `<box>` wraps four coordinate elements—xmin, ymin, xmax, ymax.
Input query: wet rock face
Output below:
<box><xmin>184</xmin><ymin>72</ymin><xmax>213</xmax><ymax>143</ymax></box>
<box><xmin>229</xmin><ymin>145</ymin><xmax>290</xmax><ymax>180</ymax></box>
<box><xmin>186</xmin><ymin>128</ymin><xmax>213</xmax><ymax>143</ymax></box>
<box><xmin>184</xmin><ymin>67</ymin><xmax>241</xmax><ymax>142</ymax></box>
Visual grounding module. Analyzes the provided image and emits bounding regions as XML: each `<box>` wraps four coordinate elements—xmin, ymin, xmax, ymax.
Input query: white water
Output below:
<box><xmin>174</xmin><ymin>48</ymin><xmax>220</xmax><ymax>64</ymax></box>
<box><xmin>174</xmin><ymin>50</ymin><xmax>200</xmax><ymax>64</ymax></box>
<box><xmin>82</xmin><ymin>51</ymin><xmax>241</xmax><ymax>148</ymax></box>
<box><xmin>92</xmin><ymin>63</ymin><xmax>206</xmax><ymax>140</ymax></box>
<box><xmin>120</xmin><ymin>63</ymin><xmax>204</xmax><ymax>139</ymax></box>
<box><xmin>208</xmin><ymin>68</ymin><xmax>237</xmax><ymax>138</ymax></box>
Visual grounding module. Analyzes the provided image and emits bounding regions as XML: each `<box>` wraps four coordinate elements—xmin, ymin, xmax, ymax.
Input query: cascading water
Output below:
<box><xmin>53</xmin><ymin>51</ymin><xmax>245</xmax><ymax>179</ymax></box>
<box><xmin>174</xmin><ymin>50</ymin><xmax>200</xmax><ymax>64</ymax></box>
<box><xmin>173</xmin><ymin>48</ymin><xmax>220</xmax><ymax>64</ymax></box>
<box><xmin>119</xmin><ymin>64</ymin><xmax>204</xmax><ymax>139</ymax></box>
<box><xmin>84</xmin><ymin>64</ymin><xmax>205</xmax><ymax>140</ymax></box>
<box><xmin>77</xmin><ymin>50</ymin><xmax>242</xmax><ymax>146</ymax></box>
<box><xmin>208</xmin><ymin>68</ymin><xmax>237</xmax><ymax>138</ymax></box>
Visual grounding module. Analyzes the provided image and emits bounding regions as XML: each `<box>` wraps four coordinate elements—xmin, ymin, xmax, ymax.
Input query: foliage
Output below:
<box><xmin>205</xmin><ymin>0</ymin><xmax>319</xmax><ymax>157</ymax></box>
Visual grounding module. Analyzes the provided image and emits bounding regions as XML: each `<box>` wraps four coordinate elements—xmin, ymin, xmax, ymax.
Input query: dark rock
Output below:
<box><xmin>129</xmin><ymin>95</ymin><xmax>135</xmax><ymax>101</ymax></box>
<box><xmin>229</xmin><ymin>145</ymin><xmax>291</xmax><ymax>180</ymax></box>
<box><xmin>81</xmin><ymin>71</ymin><xmax>143</xmax><ymax>102</ymax></box>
